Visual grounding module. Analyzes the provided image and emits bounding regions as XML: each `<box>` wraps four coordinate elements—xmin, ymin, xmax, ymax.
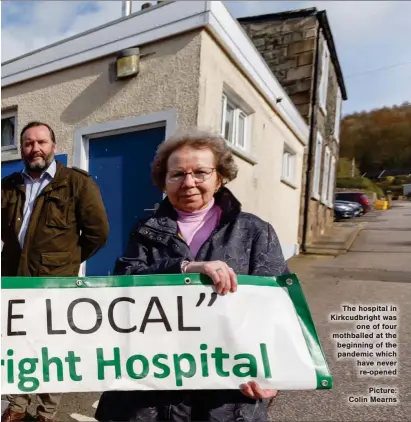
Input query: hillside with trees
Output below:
<box><xmin>340</xmin><ymin>102</ymin><xmax>411</xmax><ymax>174</ymax></box>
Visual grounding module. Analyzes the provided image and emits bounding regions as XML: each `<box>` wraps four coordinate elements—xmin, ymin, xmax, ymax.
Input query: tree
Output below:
<box><xmin>340</xmin><ymin>103</ymin><xmax>411</xmax><ymax>174</ymax></box>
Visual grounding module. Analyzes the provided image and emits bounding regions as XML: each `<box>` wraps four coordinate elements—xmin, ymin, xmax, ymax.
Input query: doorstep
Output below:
<box><xmin>303</xmin><ymin>222</ymin><xmax>367</xmax><ymax>256</ymax></box>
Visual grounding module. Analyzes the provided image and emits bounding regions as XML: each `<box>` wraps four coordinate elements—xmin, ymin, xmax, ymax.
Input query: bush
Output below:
<box><xmin>337</xmin><ymin>177</ymin><xmax>371</xmax><ymax>189</ymax></box>
<box><xmin>393</xmin><ymin>176</ymin><xmax>409</xmax><ymax>186</ymax></box>
<box><xmin>386</xmin><ymin>186</ymin><xmax>404</xmax><ymax>194</ymax></box>
<box><xmin>384</xmin><ymin>185</ymin><xmax>404</xmax><ymax>199</ymax></box>
<box><xmin>336</xmin><ymin>177</ymin><xmax>384</xmax><ymax>199</ymax></box>
<box><xmin>337</xmin><ymin>158</ymin><xmax>361</xmax><ymax>178</ymax></box>
<box><xmin>376</xmin><ymin>184</ymin><xmax>404</xmax><ymax>196</ymax></box>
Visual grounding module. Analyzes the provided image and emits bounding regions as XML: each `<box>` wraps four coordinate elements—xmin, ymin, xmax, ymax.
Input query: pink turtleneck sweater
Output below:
<box><xmin>176</xmin><ymin>198</ymin><xmax>222</xmax><ymax>257</ymax></box>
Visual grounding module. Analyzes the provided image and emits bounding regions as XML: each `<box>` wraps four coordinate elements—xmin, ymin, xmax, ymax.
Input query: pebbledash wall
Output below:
<box><xmin>1</xmin><ymin>32</ymin><xmax>202</xmax><ymax>163</ymax></box>
<box><xmin>197</xmin><ymin>31</ymin><xmax>305</xmax><ymax>250</ymax></box>
<box><xmin>1</xmin><ymin>1</ymin><xmax>309</xmax><ymax>260</ymax></box>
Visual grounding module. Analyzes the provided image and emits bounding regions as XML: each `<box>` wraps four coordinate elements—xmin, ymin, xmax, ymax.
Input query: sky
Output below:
<box><xmin>1</xmin><ymin>1</ymin><xmax>411</xmax><ymax>115</ymax></box>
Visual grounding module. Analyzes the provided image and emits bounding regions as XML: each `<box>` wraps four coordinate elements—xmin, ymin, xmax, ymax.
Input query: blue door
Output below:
<box><xmin>86</xmin><ymin>127</ymin><xmax>165</xmax><ymax>276</ymax></box>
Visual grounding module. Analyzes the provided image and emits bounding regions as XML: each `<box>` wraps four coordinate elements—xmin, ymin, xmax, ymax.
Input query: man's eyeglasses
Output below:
<box><xmin>167</xmin><ymin>168</ymin><xmax>216</xmax><ymax>184</ymax></box>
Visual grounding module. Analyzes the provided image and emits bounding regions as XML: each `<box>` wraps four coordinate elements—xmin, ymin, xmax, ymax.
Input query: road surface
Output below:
<box><xmin>274</xmin><ymin>201</ymin><xmax>411</xmax><ymax>421</ymax></box>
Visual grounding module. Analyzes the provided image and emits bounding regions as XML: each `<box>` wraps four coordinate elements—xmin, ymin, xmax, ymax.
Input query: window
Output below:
<box><xmin>1</xmin><ymin>111</ymin><xmax>17</xmax><ymax>150</ymax></box>
<box><xmin>281</xmin><ymin>145</ymin><xmax>296</xmax><ymax>186</ymax></box>
<box><xmin>221</xmin><ymin>94</ymin><xmax>249</xmax><ymax>150</ymax></box>
<box><xmin>327</xmin><ymin>156</ymin><xmax>337</xmax><ymax>206</ymax></box>
<box><xmin>318</xmin><ymin>39</ymin><xmax>330</xmax><ymax>114</ymax></box>
<box><xmin>237</xmin><ymin>111</ymin><xmax>246</xmax><ymax>149</ymax></box>
<box><xmin>312</xmin><ymin>133</ymin><xmax>323</xmax><ymax>199</ymax></box>
<box><xmin>333</xmin><ymin>89</ymin><xmax>342</xmax><ymax>141</ymax></box>
<box><xmin>321</xmin><ymin>147</ymin><xmax>331</xmax><ymax>204</ymax></box>
<box><xmin>222</xmin><ymin>98</ymin><xmax>235</xmax><ymax>143</ymax></box>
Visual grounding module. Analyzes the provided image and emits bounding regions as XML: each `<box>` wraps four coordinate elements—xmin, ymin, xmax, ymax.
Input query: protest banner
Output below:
<box><xmin>1</xmin><ymin>273</ymin><xmax>332</xmax><ymax>394</ymax></box>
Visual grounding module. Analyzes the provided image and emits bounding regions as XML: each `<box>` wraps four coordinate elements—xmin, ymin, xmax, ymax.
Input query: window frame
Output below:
<box><xmin>312</xmin><ymin>132</ymin><xmax>323</xmax><ymax>199</ymax></box>
<box><xmin>1</xmin><ymin>110</ymin><xmax>18</xmax><ymax>151</ymax></box>
<box><xmin>318</xmin><ymin>39</ymin><xmax>330</xmax><ymax>115</ymax></box>
<box><xmin>221</xmin><ymin>94</ymin><xmax>250</xmax><ymax>152</ymax></box>
<box><xmin>327</xmin><ymin>155</ymin><xmax>337</xmax><ymax>207</ymax></box>
<box><xmin>236</xmin><ymin>109</ymin><xmax>247</xmax><ymax>150</ymax></box>
<box><xmin>281</xmin><ymin>144</ymin><xmax>297</xmax><ymax>187</ymax></box>
<box><xmin>321</xmin><ymin>146</ymin><xmax>331</xmax><ymax>204</ymax></box>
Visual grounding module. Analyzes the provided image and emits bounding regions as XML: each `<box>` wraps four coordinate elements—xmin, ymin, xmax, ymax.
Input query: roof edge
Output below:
<box><xmin>1</xmin><ymin>1</ymin><xmax>172</xmax><ymax>66</ymax></box>
<box><xmin>317</xmin><ymin>10</ymin><xmax>347</xmax><ymax>100</ymax></box>
<box><xmin>237</xmin><ymin>8</ymin><xmax>318</xmax><ymax>23</ymax></box>
<box><xmin>1</xmin><ymin>1</ymin><xmax>309</xmax><ymax>145</ymax></box>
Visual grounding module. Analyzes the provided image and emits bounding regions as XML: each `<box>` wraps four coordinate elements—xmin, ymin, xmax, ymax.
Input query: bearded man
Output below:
<box><xmin>1</xmin><ymin>121</ymin><xmax>109</xmax><ymax>422</ymax></box>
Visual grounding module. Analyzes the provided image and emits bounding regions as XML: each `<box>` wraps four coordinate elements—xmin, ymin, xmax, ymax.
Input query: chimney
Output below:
<box><xmin>141</xmin><ymin>2</ymin><xmax>153</xmax><ymax>9</ymax></box>
<box><xmin>121</xmin><ymin>0</ymin><xmax>132</xmax><ymax>17</ymax></box>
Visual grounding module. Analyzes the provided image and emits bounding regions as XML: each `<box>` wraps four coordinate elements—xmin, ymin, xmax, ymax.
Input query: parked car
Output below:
<box><xmin>335</xmin><ymin>192</ymin><xmax>372</xmax><ymax>213</ymax></box>
<box><xmin>335</xmin><ymin>200</ymin><xmax>363</xmax><ymax>217</ymax></box>
<box><xmin>334</xmin><ymin>202</ymin><xmax>355</xmax><ymax>221</ymax></box>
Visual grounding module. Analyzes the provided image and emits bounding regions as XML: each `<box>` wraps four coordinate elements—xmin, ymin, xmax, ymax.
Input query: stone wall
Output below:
<box><xmin>241</xmin><ymin>16</ymin><xmax>318</xmax><ymax>124</ymax></box>
<box><xmin>240</xmin><ymin>16</ymin><xmax>318</xmax><ymax>247</ymax></box>
<box><xmin>308</xmin><ymin>30</ymin><xmax>341</xmax><ymax>242</ymax></box>
<box><xmin>240</xmin><ymin>14</ymin><xmax>343</xmax><ymax>246</ymax></box>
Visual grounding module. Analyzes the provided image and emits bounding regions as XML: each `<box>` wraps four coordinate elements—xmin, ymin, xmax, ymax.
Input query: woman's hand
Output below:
<box><xmin>240</xmin><ymin>381</ymin><xmax>278</xmax><ymax>400</ymax></box>
<box><xmin>185</xmin><ymin>260</ymin><xmax>237</xmax><ymax>295</ymax></box>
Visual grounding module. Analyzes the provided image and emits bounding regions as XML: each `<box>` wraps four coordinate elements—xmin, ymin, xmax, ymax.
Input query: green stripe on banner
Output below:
<box><xmin>1</xmin><ymin>273</ymin><xmax>332</xmax><ymax>389</ymax></box>
<box><xmin>277</xmin><ymin>274</ymin><xmax>333</xmax><ymax>389</ymax></box>
<box><xmin>1</xmin><ymin>274</ymin><xmax>280</xmax><ymax>289</ymax></box>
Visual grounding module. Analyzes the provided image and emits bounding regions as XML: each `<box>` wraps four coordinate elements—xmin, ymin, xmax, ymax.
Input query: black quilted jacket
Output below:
<box><xmin>114</xmin><ymin>187</ymin><xmax>289</xmax><ymax>277</ymax></box>
<box><xmin>97</xmin><ymin>188</ymin><xmax>290</xmax><ymax>421</ymax></box>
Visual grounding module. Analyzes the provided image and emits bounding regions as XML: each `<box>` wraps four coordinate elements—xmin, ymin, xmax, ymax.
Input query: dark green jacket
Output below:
<box><xmin>1</xmin><ymin>161</ymin><xmax>109</xmax><ymax>276</ymax></box>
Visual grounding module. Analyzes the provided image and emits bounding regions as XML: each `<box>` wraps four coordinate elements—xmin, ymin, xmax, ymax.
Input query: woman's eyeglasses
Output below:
<box><xmin>167</xmin><ymin>168</ymin><xmax>216</xmax><ymax>184</ymax></box>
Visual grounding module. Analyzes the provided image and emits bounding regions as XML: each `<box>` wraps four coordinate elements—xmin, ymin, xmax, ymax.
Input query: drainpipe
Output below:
<box><xmin>301</xmin><ymin>19</ymin><xmax>321</xmax><ymax>253</ymax></box>
<box><xmin>121</xmin><ymin>0</ymin><xmax>132</xmax><ymax>17</ymax></box>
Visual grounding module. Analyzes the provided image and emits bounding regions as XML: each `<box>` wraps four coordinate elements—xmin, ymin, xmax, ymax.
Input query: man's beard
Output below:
<box><xmin>25</xmin><ymin>152</ymin><xmax>54</xmax><ymax>172</ymax></box>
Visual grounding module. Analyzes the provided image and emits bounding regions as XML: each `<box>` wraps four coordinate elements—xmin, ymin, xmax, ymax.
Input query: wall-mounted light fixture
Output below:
<box><xmin>115</xmin><ymin>48</ymin><xmax>140</xmax><ymax>79</ymax></box>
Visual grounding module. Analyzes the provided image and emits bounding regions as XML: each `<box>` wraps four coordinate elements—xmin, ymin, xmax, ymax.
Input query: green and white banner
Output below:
<box><xmin>1</xmin><ymin>274</ymin><xmax>332</xmax><ymax>394</ymax></box>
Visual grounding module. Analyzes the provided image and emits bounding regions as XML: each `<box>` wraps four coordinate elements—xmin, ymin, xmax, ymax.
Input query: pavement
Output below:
<box><xmin>2</xmin><ymin>202</ymin><xmax>410</xmax><ymax>421</ymax></box>
<box><xmin>303</xmin><ymin>214</ymin><xmax>371</xmax><ymax>256</ymax></box>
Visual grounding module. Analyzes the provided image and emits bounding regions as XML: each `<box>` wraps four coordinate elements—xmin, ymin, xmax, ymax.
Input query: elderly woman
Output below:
<box><xmin>95</xmin><ymin>130</ymin><xmax>289</xmax><ymax>422</ymax></box>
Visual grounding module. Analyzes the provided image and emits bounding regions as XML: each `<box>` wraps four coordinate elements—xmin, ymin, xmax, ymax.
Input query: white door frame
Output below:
<box><xmin>73</xmin><ymin>109</ymin><xmax>177</xmax><ymax>276</ymax></box>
